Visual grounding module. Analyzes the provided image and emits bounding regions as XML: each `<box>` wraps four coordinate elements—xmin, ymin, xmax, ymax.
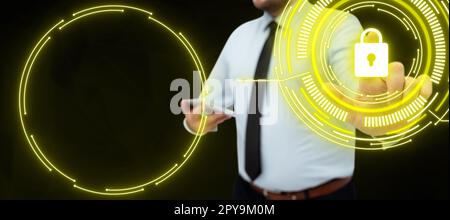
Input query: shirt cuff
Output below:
<box><xmin>183</xmin><ymin>118</ymin><xmax>218</xmax><ymax>135</ymax></box>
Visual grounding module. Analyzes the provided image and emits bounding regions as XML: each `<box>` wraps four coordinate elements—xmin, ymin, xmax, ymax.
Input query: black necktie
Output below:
<box><xmin>245</xmin><ymin>21</ymin><xmax>277</xmax><ymax>181</ymax></box>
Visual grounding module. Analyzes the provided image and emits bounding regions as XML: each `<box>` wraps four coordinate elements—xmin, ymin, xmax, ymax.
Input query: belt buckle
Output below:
<box><xmin>284</xmin><ymin>191</ymin><xmax>306</xmax><ymax>200</ymax></box>
<box><xmin>260</xmin><ymin>187</ymin><xmax>303</xmax><ymax>200</ymax></box>
<box><xmin>262</xmin><ymin>189</ymin><xmax>269</xmax><ymax>197</ymax></box>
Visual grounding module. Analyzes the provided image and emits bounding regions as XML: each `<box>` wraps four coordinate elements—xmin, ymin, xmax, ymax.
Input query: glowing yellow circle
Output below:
<box><xmin>18</xmin><ymin>5</ymin><xmax>207</xmax><ymax>196</ymax></box>
<box><xmin>315</xmin><ymin>2</ymin><xmax>425</xmax><ymax>106</ymax></box>
<box><xmin>275</xmin><ymin>0</ymin><xmax>448</xmax><ymax>150</ymax></box>
<box><xmin>310</xmin><ymin>0</ymin><xmax>432</xmax><ymax>114</ymax></box>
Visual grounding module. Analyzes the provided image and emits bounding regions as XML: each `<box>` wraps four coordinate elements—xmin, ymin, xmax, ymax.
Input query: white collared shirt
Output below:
<box><xmin>185</xmin><ymin>4</ymin><xmax>363</xmax><ymax>192</ymax></box>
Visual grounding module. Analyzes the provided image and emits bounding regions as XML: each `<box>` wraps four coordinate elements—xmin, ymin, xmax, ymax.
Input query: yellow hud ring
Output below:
<box><xmin>311</xmin><ymin>0</ymin><xmax>433</xmax><ymax>114</ymax></box>
<box><xmin>275</xmin><ymin>0</ymin><xmax>448</xmax><ymax>150</ymax></box>
<box><xmin>18</xmin><ymin>5</ymin><xmax>207</xmax><ymax>196</ymax></box>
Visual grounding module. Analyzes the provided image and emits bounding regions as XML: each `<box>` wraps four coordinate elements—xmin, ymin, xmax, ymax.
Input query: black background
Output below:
<box><xmin>0</xmin><ymin>0</ymin><xmax>448</xmax><ymax>199</ymax></box>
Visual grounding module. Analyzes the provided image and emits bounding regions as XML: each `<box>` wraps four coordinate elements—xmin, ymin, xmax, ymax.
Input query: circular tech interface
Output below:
<box><xmin>275</xmin><ymin>0</ymin><xmax>448</xmax><ymax>150</ymax></box>
<box><xmin>18</xmin><ymin>5</ymin><xmax>207</xmax><ymax>196</ymax></box>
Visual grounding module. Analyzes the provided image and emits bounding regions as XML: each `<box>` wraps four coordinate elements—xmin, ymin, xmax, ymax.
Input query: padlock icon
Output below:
<box><xmin>354</xmin><ymin>28</ymin><xmax>388</xmax><ymax>77</ymax></box>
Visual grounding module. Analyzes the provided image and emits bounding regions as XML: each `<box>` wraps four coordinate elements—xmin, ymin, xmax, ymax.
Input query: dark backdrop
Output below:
<box><xmin>0</xmin><ymin>0</ymin><xmax>448</xmax><ymax>199</ymax></box>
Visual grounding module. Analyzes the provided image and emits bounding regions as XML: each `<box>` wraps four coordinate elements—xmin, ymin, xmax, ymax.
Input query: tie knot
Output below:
<box><xmin>267</xmin><ymin>21</ymin><xmax>278</xmax><ymax>32</ymax></box>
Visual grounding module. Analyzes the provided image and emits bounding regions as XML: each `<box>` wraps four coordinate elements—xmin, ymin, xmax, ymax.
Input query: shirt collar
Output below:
<box><xmin>261</xmin><ymin>11</ymin><xmax>281</xmax><ymax>30</ymax></box>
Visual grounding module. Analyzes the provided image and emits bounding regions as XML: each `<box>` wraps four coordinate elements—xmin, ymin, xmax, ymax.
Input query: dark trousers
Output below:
<box><xmin>233</xmin><ymin>176</ymin><xmax>356</xmax><ymax>200</ymax></box>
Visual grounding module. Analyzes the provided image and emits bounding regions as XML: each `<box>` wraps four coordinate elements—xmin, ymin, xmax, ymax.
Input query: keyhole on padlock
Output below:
<box><xmin>367</xmin><ymin>53</ymin><xmax>376</xmax><ymax>67</ymax></box>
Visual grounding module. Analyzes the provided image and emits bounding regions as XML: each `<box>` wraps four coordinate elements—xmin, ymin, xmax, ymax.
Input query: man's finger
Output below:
<box><xmin>215</xmin><ymin>115</ymin><xmax>232</xmax><ymax>125</ymax></box>
<box><xmin>181</xmin><ymin>99</ymin><xmax>192</xmax><ymax>114</ymax></box>
<box><xmin>385</xmin><ymin>62</ymin><xmax>405</xmax><ymax>105</ymax></box>
<box><xmin>181</xmin><ymin>99</ymin><xmax>202</xmax><ymax>115</ymax></box>
<box><xmin>358</xmin><ymin>78</ymin><xmax>386</xmax><ymax>96</ymax></box>
<box><xmin>386</xmin><ymin>62</ymin><xmax>405</xmax><ymax>94</ymax></box>
<box><xmin>419</xmin><ymin>75</ymin><xmax>433</xmax><ymax>99</ymax></box>
<box><xmin>403</xmin><ymin>75</ymin><xmax>433</xmax><ymax>100</ymax></box>
<box><xmin>403</xmin><ymin>76</ymin><xmax>420</xmax><ymax>101</ymax></box>
<box><xmin>357</xmin><ymin>63</ymin><xmax>405</xmax><ymax>100</ymax></box>
<box><xmin>209</xmin><ymin>114</ymin><xmax>231</xmax><ymax>124</ymax></box>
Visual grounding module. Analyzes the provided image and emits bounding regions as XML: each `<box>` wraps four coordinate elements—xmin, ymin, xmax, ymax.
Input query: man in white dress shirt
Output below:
<box><xmin>180</xmin><ymin>0</ymin><xmax>432</xmax><ymax>200</ymax></box>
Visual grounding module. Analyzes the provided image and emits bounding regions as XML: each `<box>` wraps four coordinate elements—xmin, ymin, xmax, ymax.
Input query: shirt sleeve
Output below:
<box><xmin>183</xmin><ymin>29</ymin><xmax>238</xmax><ymax>134</ymax></box>
<box><xmin>327</xmin><ymin>14</ymin><xmax>363</xmax><ymax>93</ymax></box>
<box><xmin>329</xmin><ymin>15</ymin><xmax>401</xmax><ymax>146</ymax></box>
<box><xmin>203</xmin><ymin>32</ymin><xmax>236</xmax><ymax>110</ymax></box>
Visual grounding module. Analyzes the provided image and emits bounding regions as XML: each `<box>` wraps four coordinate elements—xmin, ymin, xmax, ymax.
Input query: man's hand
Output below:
<box><xmin>181</xmin><ymin>100</ymin><xmax>231</xmax><ymax>135</ymax></box>
<box><xmin>334</xmin><ymin>32</ymin><xmax>433</xmax><ymax>136</ymax></box>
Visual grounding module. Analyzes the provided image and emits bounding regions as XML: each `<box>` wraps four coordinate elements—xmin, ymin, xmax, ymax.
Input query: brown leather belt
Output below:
<box><xmin>250</xmin><ymin>177</ymin><xmax>352</xmax><ymax>200</ymax></box>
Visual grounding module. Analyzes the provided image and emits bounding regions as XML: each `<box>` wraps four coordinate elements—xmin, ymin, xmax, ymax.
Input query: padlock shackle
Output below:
<box><xmin>360</xmin><ymin>28</ymin><xmax>383</xmax><ymax>43</ymax></box>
